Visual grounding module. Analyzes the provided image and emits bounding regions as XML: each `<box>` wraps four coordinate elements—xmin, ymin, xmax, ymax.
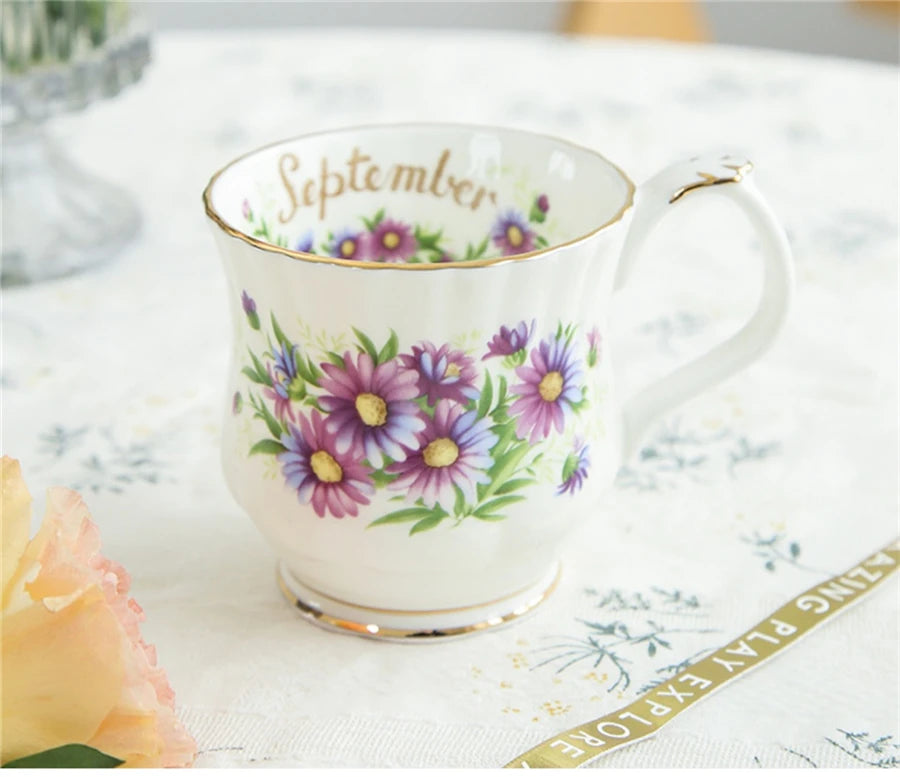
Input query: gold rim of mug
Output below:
<box><xmin>202</xmin><ymin>121</ymin><xmax>636</xmax><ymax>271</ymax></box>
<box><xmin>276</xmin><ymin>563</ymin><xmax>561</xmax><ymax>640</ymax></box>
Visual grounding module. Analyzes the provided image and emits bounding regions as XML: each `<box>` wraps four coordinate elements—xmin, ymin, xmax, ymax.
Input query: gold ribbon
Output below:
<box><xmin>505</xmin><ymin>538</ymin><xmax>900</xmax><ymax>768</ymax></box>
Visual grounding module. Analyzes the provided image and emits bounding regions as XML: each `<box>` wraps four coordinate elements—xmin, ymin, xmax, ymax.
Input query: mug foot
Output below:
<box><xmin>276</xmin><ymin>561</ymin><xmax>561</xmax><ymax>641</ymax></box>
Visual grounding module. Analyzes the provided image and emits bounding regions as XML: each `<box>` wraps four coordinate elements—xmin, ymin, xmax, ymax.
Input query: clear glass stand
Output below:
<box><xmin>2</xmin><ymin>120</ymin><xmax>140</xmax><ymax>285</ymax></box>
<box><xmin>1</xmin><ymin>27</ymin><xmax>150</xmax><ymax>286</ymax></box>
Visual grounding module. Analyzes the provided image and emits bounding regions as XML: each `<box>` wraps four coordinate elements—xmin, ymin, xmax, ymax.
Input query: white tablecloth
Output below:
<box><xmin>4</xmin><ymin>30</ymin><xmax>898</xmax><ymax>768</ymax></box>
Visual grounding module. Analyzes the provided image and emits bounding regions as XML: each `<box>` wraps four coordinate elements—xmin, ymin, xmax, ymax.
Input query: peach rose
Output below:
<box><xmin>1</xmin><ymin>457</ymin><xmax>196</xmax><ymax>767</ymax></box>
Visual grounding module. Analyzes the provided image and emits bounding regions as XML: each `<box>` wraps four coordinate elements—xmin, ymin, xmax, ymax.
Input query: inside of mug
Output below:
<box><xmin>207</xmin><ymin>124</ymin><xmax>633</xmax><ymax>264</ymax></box>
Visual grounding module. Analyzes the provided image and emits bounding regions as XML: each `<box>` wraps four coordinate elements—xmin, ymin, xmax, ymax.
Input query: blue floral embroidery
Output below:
<box><xmin>740</xmin><ymin>531</ymin><xmax>829</xmax><ymax>575</ymax></box>
<box><xmin>812</xmin><ymin>210</ymin><xmax>898</xmax><ymax>261</ymax></box>
<box><xmin>638</xmin><ymin>310</ymin><xmax>708</xmax><ymax>354</ymax></box>
<box><xmin>825</xmin><ymin>730</ymin><xmax>900</xmax><ymax>768</ymax></box>
<box><xmin>37</xmin><ymin>424</ymin><xmax>169</xmax><ymax>494</ymax></box>
<box><xmin>615</xmin><ymin>418</ymin><xmax>781</xmax><ymax>492</ymax></box>
<box><xmin>533</xmin><ymin>586</ymin><xmax>717</xmax><ymax>692</ymax></box>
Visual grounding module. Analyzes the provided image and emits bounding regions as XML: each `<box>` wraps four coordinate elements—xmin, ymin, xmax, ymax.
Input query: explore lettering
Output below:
<box><xmin>277</xmin><ymin>147</ymin><xmax>497</xmax><ymax>223</ymax></box>
<box><xmin>507</xmin><ymin>539</ymin><xmax>900</xmax><ymax>768</ymax></box>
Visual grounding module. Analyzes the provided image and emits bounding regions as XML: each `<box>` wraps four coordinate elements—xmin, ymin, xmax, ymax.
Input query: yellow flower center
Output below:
<box><xmin>506</xmin><ymin>224</ymin><xmax>524</xmax><ymax>247</ymax></box>
<box><xmin>538</xmin><ymin>370</ymin><xmax>564</xmax><ymax>402</ymax></box>
<box><xmin>310</xmin><ymin>450</ymin><xmax>343</xmax><ymax>483</ymax></box>
<box><xmin>340</xmin><ymin>239</ymin><xmax>356</xmax><ymax>257</ymax></box>
<box><xmin>355</xmin><ymin>392</ymin><xmax>388</xmax><ymax>427</ymax></box>
<box><xmin>423</xmin><ymin>437</ymin><xmax>460</xmax><ymax>468</ymax></box>
<box><xmin>382</xmin><ymin>231</ymin><xmax>400</xmax><ymax>249</ymax></box>
<box><xmin>444</xmin><ymin>362</ymin><xmax>461</xmax><ymax>378</ymax></box>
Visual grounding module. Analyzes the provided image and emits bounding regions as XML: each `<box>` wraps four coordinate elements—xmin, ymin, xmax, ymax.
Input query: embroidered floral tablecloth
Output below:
<box><xmin>3</xmin><ymin>30</ymin><xmax>897</xmax><ymax>768</ymax></box>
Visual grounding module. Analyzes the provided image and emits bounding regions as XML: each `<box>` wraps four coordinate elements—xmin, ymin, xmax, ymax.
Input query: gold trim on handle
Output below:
<box><xmin>669</xmin><ymin>156</ymin><xmax>753</xmax><ymax>204</ymax></box>
<box><xmin>202</xmin><ymin>122</ymin><xmax>636</xmax><ymax>271</ymax></box>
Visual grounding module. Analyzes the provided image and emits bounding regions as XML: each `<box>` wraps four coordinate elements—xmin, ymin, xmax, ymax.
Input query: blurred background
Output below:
<box><xmin>137</xmin><ymin>0</ymin><xmax>899</xmax><ymax>64</ymax></box>
<box><xmin>1</xmin><ymin>0</ymin><xmax>896</xmax><ymax>285</ymax></box>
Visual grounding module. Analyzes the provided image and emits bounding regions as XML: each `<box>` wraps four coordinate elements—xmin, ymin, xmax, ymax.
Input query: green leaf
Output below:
<box><xmin>249</xmin><ymin>439</ymin><xmax>287</xmax><ymax>456</ymax></box>
<box><xmin>324</xmin><ymin>350</ymin><xmax>346</xmax><ymax>367</ymax></box>
<box><xmin>363</xmin><ymin>207</ymin><xmax>386</xmax><ymax>231</ymax></box>
<box><xmin>377</xmin><ymin>330</ymin><xmax>400</xmax><ymax>364</ymax></box>
<box><xmin>3</xmin><ymin>744</ymin><xmax>124</xmax><ymax>768</ymax></box>
<box><xmin>473</xmin><ymin>494</ymin><xmax>526</xmax><ymax>518</ymax></box>
<box><xmin>470</xmin><ymin>512</ymin><xmax>507</xmax><ymax>522</ymax></box>
<box><xmin>271</xmin><ymin>313</ymin><xmax>289</xmax><ymax>348</ymax></box>
<box><xmin>481</xmin><ymin>443</ymin><xmax>531</xmax><ymax>503</ymax></box>
<box><xmin>370</xmin><ymin>469</ymin><xmax>398</xmax><ymax>488</ymax></box>
<box><xmin>536</xmin><ymin>235</ymin><xmax>549</xmax><ymax>247</ymax></box>
<box><xmin>293</xmin><ymin>354</ymin><xmax>316</xmax><ymax>385</ymax></box>
<box><xmin>410</xmin><ymin>513</ymin><xmax>446</xmax><ymax>535</ymax></box>
<box><xmin>489</xmin><ymin>442</ymin><xmax>528</xmax><ymax>476</ymax></box>
<box><xmin>368</xmin><ymin>507</ymin><xmax>435</xmax><ymax>528</ymax></box>
<box><xmin>255</xmin><ymin>402</ymin><xmax>284</xmax><ymax>439</ymax></box>
<box><xmin>475</xmin><ymin>235</ymin><xmax>489</xmax><ymax>258</ymax></box>
<box><xmin>494</xmin><ymin>374</ymin><xmax>508</xmax><ymax>410</ymax></box>
<box><xmin>490</xmin><ymin>421</ymin><xmax>517</xmax><ymax>457</ymax></box>
<box><xmin>241</xmin><ymin>366</ymin><xmax>267</xmax><ymax>385</ymax></box>
<box><xmin>352</xmin><ymin>327</ymin><xmax>380</xmax><ymax>363</ymax></box>
<box><xmin>305</xmin><ymin>355</ymin><xmax>323</xmax><ymax>382</ymax></box>
<box><xmin>476</xmin><ymin>372</ymin><xmax>493</xmax><ymax>420</ymax></box>
<box><xmin>494</xmin><ymin>477</ymin><xmax>535</xmax><ymax>496</ymax></box>
<box><xmin>303</xmin><ymin>396</ymin><xmax>325</xmax><ymax>412</ymax></box>
<box><xmin>453</xmin><ymin>485</ymin><xmax>466</xmax><ymax>517</ymax></box>
<box><xmin>247</xmin><ymin>349</ymin><xmax>272</xmax><ymax>387</ymax></box>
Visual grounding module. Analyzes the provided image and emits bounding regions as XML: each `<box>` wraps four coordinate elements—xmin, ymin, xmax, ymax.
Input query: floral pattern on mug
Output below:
<box><xmin>510</xmin><ymin>329</ymin><xmax>586</xmax><ymax>444</ymax></box>
<box><xmin>239</xmin><ymin>300</ymin><xmax>600</xmax><ymax>533</ymax></box>
<box><xmin>241</xmin><ymin>195</ymin><xmax>551</xmax><ymax>264</ymax></box>
<box><xmin>278</xmin><ymin>411</ymin><xmax>375</xmax><ymax>518</ymax></box>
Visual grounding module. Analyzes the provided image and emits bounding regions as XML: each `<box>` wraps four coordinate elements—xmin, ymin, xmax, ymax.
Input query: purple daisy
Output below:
<box><xmin>318</xmin><ymin>351</ymin><xmax>424</xmax><ymax>468</ymax></box>
<box><xmin>242</xmin><ymin>199</ymin><xmax>252</xmax><ymax>220</ymax></box>
<box><xmin>278</xmin><ymin>410</ymin><xmax>374</xmax><ymax>518</ymax></box>
<box><xmin>491</xmin><ymin>210</ymin><xmax>536</xmax><ymax>256</ymax></box>
<box><xmin>329</xmin><ymin>228</ymin><xmax>367</xmax><ymax>260</ymax></box>
<box><xmin>387</xmin><ymin>401</ymin><xmax>498</xmax><ymax>508</ymax></box>
<box><xmin>295</xmin><ymin>229</ymin><xmax>314</xmax><ymax>253</ymax></box>
<box><xmin>510</xmin><ymin>335</ymin><xmax>585</xmax><ymax>443</ymax></box>
<box><xmin>557</xmin><ymin>439</ymin><xmax>590</xmax><ymax>495</ymax></box>
<box><xmin>400</xmin><ymin>342</ymin><xmax>479</xmax><ymax>406</ymax></box>
<box><xmin>369</xmin><ymin>218</ymin><xmax>417</xmax><ymax>262</ymax></box>
<box><xmin>483</xmin><ymin>320</ymin><xmax>536</xmax><ymax>361</ymax></box>
<box><xmin>587</xmin><ymin>326</ymin><xmax>602</xmax><ymax>367</ymax></box>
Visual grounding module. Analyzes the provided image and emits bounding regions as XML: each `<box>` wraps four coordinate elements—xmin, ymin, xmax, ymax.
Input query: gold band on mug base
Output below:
<box><xmin>505</xmin><ymin>538</ymin><xmax>900</xmax><ymax>768</ymax></box>
<box><xmin>277</xmin><ymin>562</ymin><xmax>562</xmax><ymax>641</ymax></box>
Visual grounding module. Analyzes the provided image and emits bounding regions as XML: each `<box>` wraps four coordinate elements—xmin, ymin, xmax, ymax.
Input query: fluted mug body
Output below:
<box><xmin>204</xmin><ymin>124</ymin><xmax>792</xmax><ymax>638</ymax></box>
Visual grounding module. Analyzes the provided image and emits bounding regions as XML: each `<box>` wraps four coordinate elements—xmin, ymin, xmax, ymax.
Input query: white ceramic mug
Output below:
<box><xmin>203</xmin><ymin>123</ymin><xmax>793</xmax><ymax>639</ymax></box>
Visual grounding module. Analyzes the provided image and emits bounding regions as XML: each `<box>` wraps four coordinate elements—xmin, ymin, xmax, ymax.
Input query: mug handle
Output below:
<box><xmin>614</xmin><ymin>154</ymin><xmax>794</xmax><ymax>460</ymax></box>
